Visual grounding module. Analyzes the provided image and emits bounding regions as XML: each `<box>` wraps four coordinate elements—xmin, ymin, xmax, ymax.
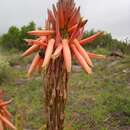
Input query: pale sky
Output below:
<box><xmin>0</xmin><ymin>0</ymin><xmax>129</xmax><ymax>40</ymax></box>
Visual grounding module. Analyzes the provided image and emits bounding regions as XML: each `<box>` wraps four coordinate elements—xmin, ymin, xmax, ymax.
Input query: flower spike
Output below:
<box><xmin>22</xmin><ymin>0</ymin><xmax>105</xmax><ymax>77</ymax></box>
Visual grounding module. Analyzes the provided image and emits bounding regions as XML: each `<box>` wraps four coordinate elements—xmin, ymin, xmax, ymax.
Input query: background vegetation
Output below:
<box><xmin>83</xmin><ymin>30</ymin><xmax>130</xmax><ymax>55</ymax></box>
<box><xmin>0</xmin><ymin>21</ymin><xmax>36</xmax><ymax>51</ymax></box>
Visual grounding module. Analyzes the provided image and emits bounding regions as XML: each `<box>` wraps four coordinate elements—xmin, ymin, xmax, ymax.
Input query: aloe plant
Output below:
<box><xmin>22</xmin><ymin>0</ymin><xmax>105</xmax><ymax>130</ymax></box>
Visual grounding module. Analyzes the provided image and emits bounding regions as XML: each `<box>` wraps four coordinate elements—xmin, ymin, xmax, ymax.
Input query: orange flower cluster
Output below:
<box><xmin>22</xmin><ymin>0</ymin><xmax>105</xmax><ymax>77</ymax></box>
<box><xmin>0</xmin><ymin>90</ymin><xmax>16</xmax><ymax>130</ymax></box>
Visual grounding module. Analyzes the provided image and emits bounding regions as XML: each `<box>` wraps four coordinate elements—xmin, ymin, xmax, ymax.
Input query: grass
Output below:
<box><xmin>0</xmin><ymin>49</ymin><xmax>130</xmax><ymax>130</ymax></box>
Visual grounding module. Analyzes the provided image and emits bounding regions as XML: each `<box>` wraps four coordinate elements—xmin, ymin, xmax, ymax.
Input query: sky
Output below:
<box><xmin>0</xmin><ymin>0</ymin><xmax>129</xmax><ymax>41</ymax></box>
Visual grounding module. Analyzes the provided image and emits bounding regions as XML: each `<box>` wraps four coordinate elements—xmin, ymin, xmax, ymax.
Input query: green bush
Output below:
<box><xmin>0</xmin><ymin>21</ymin><xmax>36</xmax><ymax>51</ymax></box>
<box><xmin>0</xmin><ymin>56</ymin><xmax>12</xmax><ymax>84</ymax></box>
<box><xmin>83</xmin><ymin>30</ymin><xmax>130</xmax><ymax>54</ymax></box>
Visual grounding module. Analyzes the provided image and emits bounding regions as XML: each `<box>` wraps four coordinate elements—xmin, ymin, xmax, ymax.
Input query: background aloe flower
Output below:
<box><xmin>0</xmin><ymin>90</ymin><xmax>16</xmax><ymax>130</ymax></box>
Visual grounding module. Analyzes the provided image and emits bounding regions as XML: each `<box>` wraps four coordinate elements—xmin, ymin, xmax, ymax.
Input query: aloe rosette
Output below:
<box><xmin>22</xmin><ymin>0</ymin><xmax>105</xmax><ymax>130</ymax></box>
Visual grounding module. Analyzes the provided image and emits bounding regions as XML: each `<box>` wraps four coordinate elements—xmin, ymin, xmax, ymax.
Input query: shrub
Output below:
<box><xmin>83</xmin><ymin>30</ymin><xmax>130</xmax><ymax>55</ymax></box>
<box><xmin>0</xmin><ymin>56</ymin><xmax>12</xmax><ymax>84</ymax></box>
<box><xmin>0</xmin><ymin>22</ymin><xmax>36</xmax><ymax>51</ymax></box>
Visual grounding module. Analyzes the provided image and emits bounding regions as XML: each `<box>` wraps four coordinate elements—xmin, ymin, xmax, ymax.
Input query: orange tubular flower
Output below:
<box><xmin>22</xmin><ymin>0</ymin><xmax>105</xmax><ymax>77</ymax></box>
<box><xmin>0</xmin><ymin>90</ymin><xmax>16</xmax><ymax>130</ymax></box>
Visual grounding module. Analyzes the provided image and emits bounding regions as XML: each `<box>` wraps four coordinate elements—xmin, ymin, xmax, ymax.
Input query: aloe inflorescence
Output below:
<box><xmin>22</xmin><ymin>0</ymin><xmax>105</xmax><ymax>77</ymax></box>
<box><xmin>0</xmin><ymin>90</ymin><xmax>16</xmax><ymax>130</ymax></box>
